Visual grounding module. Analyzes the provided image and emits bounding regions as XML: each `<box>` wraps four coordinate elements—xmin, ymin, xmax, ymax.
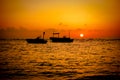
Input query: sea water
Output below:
<box><xmin>0</xmin><ymin>39</ymin><xmax>120</xmax><ymax>80</ymax></box>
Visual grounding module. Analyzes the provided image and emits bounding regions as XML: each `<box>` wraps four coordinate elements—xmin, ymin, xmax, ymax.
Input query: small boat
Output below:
<box><xmin>26</xmin><ymin>32</ymin><xmax>47</xmax><ymax>44</ymax></box>
<box><xmin>26</xmin><ymin>38</ymin><xmax>47</xmax><ymax>44</ymax></box>
<box><xmin>50</xmin><ymin>32</ymin><xmax>74</xmax><ymax>43</ymax></box>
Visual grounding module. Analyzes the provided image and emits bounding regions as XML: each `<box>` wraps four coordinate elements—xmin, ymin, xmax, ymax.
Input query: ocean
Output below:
<box><xmin>0</xmin><ymin>39</ymin><xmax>120</xmax><ymax>80</ymax></box>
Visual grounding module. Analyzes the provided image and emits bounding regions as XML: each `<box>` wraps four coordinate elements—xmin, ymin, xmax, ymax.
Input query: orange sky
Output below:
<box><xmin>0</xmin><ymin>0</ymin><xmax>120</xmax><ymax>39</ymax></box>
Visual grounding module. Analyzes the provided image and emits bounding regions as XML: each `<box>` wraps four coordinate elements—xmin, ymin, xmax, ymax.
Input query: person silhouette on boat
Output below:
<box><xmin>36</xmin><ymin>36</ymin><xmax>41</xmax><ymax>39</ymax></box>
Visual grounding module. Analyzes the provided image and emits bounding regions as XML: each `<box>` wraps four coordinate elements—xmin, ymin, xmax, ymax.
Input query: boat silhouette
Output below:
<box><xmin>26</xmin><ymin>32</ymin><xmax>47</xmax><ymax>44</ymax></box>
<box><xmin>50</xmin><ymin>32</ymin><xmax>74</xmax><ymax>42</ymax></box>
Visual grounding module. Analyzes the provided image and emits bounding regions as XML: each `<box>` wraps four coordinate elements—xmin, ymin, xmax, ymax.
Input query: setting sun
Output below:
<box><xmin>80</xmin><ymin>34</ymin><xmax>84</xmax><ymax>37</ymax></box>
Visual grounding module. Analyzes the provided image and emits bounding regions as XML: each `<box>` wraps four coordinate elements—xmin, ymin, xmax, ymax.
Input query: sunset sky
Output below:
<box><xmin>0</xmin><ymin>0</ymin><xmax>120</xmax><ymax>39</ymax></box>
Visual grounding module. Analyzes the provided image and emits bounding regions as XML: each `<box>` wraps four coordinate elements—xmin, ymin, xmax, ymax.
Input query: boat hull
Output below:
<box><xmin>50</xmin><ymin>37</ymin><xmax>73</xmax><ymax>43</ymax></box>
<box><xmin>26</xmin><ymin>39</ymin><xmax>47</xmax><ymax>44</ymax></box>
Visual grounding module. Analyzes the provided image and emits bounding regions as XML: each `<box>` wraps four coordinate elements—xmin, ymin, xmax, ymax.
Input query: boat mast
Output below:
<box><xmin>43</xmin><ymin>32</ymin><xmax>45</xmax><ymax>39</ymax></box>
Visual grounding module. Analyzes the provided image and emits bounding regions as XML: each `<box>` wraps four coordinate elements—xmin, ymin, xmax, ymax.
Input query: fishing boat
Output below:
<box><xmin>50</xmin><ymin>32</ymin><xmax>74</xmax><ymax>42</ymax></box>
<box><xmin>26</xmin><ymin>32</ymin><xmax>47</xmax><ymax>44</ymax></box>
